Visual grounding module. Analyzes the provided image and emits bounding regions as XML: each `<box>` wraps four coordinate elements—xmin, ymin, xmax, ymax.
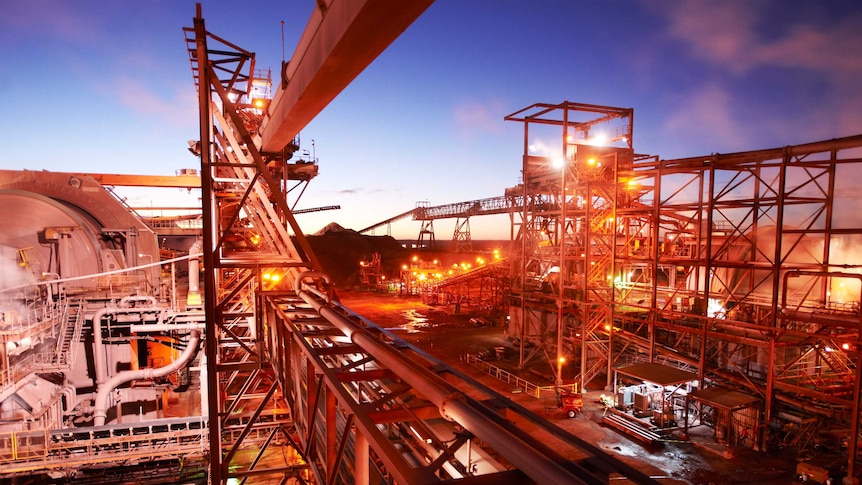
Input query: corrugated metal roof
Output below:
<box><xmin>690</xmin><ymin>387</ymin><xmax>761</xmax><ymax>410</ymax></box>
<box><xmin>616</xmin><ymin>362</ymin><xmax>699</xmax><ymax>386</ymax></box>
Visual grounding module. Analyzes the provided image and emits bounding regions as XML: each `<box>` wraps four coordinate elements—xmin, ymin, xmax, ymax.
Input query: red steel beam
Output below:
<box><xmin>260</xmin><ymin>0</ymin><xmax>433</xmax><ymax>153</ymax></box>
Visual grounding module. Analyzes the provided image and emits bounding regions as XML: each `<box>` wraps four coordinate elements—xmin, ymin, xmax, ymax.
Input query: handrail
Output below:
<box><xmin>465</xmin><ymin>353</ymin><xmax>578</xmax><ymax>399</ymax></box>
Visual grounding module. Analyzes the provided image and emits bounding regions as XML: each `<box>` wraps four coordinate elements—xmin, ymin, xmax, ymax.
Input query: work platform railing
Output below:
<box><xmin>0</xmin><ymin>418</ymin><xmax>207</xmax><ymax>477</ymax></box>
<box><xmin>465</xmin><ymin>353</ymin><xmax>578</xmax><ymax>399</ymax></box>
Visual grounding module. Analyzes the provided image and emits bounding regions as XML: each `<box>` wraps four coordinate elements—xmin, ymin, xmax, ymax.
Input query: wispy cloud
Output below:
<box><xmin>660</xmin><ymin>84</ymin><xmax>745</xmax><ymax>151</ymax></box>
<box><xmin>333</xmin><ymin>188</ymin><xmax>388</xmax><ymax>195</ymax></box>
<box><xmin>655</xmin><ymin>1</ymin><xmax>862</xmax><ymax>74</ymax></box>
<box><xmin>643</xmin><ymin>1</ymin><xmax>862</xmax><ymax>152</ymax></box>
<box><xmin>453</xmin><ymin>98</ymin><xmax>506</xmax><ymax>138</ymax></box>
<box><xmin>99</xmin><ymin>74</ymin><xmax>197</xmax><ymax>128</ymax></box>
<box><xmin>0</xmin><ymin>0</ymin><xmax>103</xmax><ymax>45</ymax></box>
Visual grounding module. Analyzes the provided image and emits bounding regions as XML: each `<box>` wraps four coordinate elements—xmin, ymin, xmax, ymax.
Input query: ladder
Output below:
<box><xmin>55</xmin><ymin>300</ymin><xmax>84</xmax><ymax>370</ymax></box>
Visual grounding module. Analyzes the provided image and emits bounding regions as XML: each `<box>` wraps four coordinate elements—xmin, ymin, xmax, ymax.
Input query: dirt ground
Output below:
<box><xmin>336</xmin><ymin>289</ymin><xmax>803</xmax><ymax>485</ymax></box>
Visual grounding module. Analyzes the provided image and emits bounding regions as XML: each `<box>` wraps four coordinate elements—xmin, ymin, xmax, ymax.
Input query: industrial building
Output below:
<box><xmin>1</xmin><ymin>2</ymin><xmax>861</xmax><ymax>485</ymax></box>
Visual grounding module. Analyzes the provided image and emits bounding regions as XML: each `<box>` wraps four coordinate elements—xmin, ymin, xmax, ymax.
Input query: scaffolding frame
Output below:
<box><xmin>507</xmin><ymin>99</ymin><xmax>862</xmax><ymax>477</ymax></box>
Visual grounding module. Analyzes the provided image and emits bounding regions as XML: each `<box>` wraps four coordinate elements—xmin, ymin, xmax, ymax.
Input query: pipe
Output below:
<box><xmin>62</xmin><ymin>384</ymin><xmax>76</xmax><ymax>415</ymax></box>
<box><xmin>293</xmin><ymin>271</ymin><xmax>331</xmax><ymax>302</ymax></box>
<box><xmin>129</xmin><ymin>323</ymin><xmax>204</xmax><ymax>333</ymax></box>
<box><xmin>294</xmin><ymin>273</ymin><xmax>585</xmax><ymax>485</ymax></box>
<box><xmin>119</xmin><ymin>295</ymin><xmax>158</xmax><ymax>307</ymax></box>
<box><xmin>187</xmin><ymin>239</ymin><xmax>203</xmax><ymax>308</ymax></box>
<box><xmin>93</xmin><ymin>330</ymin><xmax>200</xmax><ymax>426</ymax></box>
<box><xmin>92</xmin><ymin>307</ymin><xmax>110</xmax><ymax>386</ymax></box>
<box><xmin>92</xmin><ymin>305</ymin><xmax>162</xmax><ymax>385</ymax></box>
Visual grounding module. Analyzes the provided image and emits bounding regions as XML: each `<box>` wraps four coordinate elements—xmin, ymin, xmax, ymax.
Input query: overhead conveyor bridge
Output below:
<box><xmin>360</xmin><ymin>195</ymin><xmax>521</xmax><ymax>250</ymax></box>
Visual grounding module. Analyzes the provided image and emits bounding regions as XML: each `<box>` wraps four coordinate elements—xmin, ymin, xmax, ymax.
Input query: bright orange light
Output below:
<box><xmin>254</xmin><ymin>99</ymin><xmax>265</xmax><ymax>108</ymax></box>
<box><xmin>270</xmin><ymin>274</ymin><xmax>280</xmax><ymax>282</ymax></box>
<box><xmin>588</xmin><ymin>158</ymin><xmax>596</xmax><ymax>165</ymax></box>
<box><xmin>843</xmin><ymin>342</ymin><xmax>851</xmax><ymax>350</ymax></box>
<box><xmin>558</xmin><ymin>356</ymin><xmax>565</xmax><ymax>364</ymax></box>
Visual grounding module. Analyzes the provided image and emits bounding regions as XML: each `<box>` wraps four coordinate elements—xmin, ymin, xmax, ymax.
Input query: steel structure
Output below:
<box><xmin>0</xmin><ymin>170</ymin><xmax>209</xmax><ymax>482</ymax></box>
<box><xmin>360</xmin><ymin>196</ymin><xmax>515</xmax><ymax>250</ymax></box>
<box><xmin>505</xmin><ymin>99</ymin><xmax>862</xmax><ymax>477</ymax></box>
<box><xmin>186</xmin><ymin>9</ymin><xmax>321</xmax><ymax>483</ymax></box>
<box><xmin>505</xmin><ymin>101</ymin><xmax>635</xmax><ymax>392</ymax></box>
<box><xmin>186</xmin><ymin>3</ymin><xmax>667</xmax><ymax>484</ymax></box>
<box><xmin>8</xmin><ymin>0</ymin><xmax>860</xmax><ymax>481</ymax></box>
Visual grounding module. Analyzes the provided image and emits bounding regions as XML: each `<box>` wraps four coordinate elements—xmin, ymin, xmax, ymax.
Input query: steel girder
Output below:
<box><xmin>507</xmin><ymin>98</ymin><xmax>862</xmax><ymax>475</ymax></box>
<box><xmin>581</xmin><ymin>129</ymin><xmax>862</xmax><ymax>471</ymax></box>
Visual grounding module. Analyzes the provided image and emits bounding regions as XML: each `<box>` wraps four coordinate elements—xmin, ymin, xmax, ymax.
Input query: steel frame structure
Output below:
<box><xmin>187</xmin><ymin>8</ymin><xmax>665</xmax><ymax>485</ymax></box>
<box><xmin>505</xmin><ymin>101</ymin><xmax>635</xmax><ymax>392</ymax></box>
<box><xmin>613</xmin><ymin>136</ymin><xmax>862</xmax><ymax>474</ymax></box>
<box><xmin>187</xmin><ymin>10</ymin><xmax>318</xmax><ymax>483</ymax></box>
<box><xmin>507</xmin><ymin>99</ymin><xmax>862</xmax><ymax>477</ymax></box>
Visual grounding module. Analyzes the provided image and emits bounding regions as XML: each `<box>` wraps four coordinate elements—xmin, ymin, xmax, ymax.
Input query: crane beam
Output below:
<box><xmin>259</xmin><ymin>0</ymin><xmax>433</xmax><ymax>153</ymax></box>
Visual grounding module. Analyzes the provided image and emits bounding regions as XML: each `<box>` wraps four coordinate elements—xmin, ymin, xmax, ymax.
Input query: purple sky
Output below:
<box><xmin>1</xmin><ymin>0</ymin><xmax>861</xmax><ymax>240</ymax></box>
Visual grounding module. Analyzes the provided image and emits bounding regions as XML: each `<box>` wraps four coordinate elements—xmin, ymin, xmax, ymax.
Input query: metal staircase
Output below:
<box><xmin>54</xmin><ymin>299</ymin><xmax>84</xmax><ymax>371</ymax></box>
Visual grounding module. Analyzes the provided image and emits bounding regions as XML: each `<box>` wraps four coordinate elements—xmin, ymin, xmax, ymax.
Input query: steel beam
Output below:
<box><xmin>260</xmin><ymin>0</ymin><xmax>433</xmax><ymax>152</ymax></box>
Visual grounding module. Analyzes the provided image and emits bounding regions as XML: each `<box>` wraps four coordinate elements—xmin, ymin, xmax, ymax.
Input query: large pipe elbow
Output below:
<box><xmin>93</xmin><ymin>330</ymin><xmax>201</xmax><ymax>426</ymax></box>
<box><xmin>294</xmin><ymin>271</ymin><xmax>330</xmax><ymax>291</ymax></box>
<box><xmin>92</xmin><ymin>303</ymin><xmax>160</xmax><ymax>385</ymax></box>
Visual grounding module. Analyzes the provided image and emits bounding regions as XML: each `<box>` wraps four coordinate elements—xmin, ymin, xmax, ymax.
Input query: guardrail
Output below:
<box><xmin>465</xmin><ymin>353</ymin><xmax>577</xmax><ymax>399</ymax></box>
<box><xmin>0</xmin><ymin>418</ymin><xmax>208</xmax><ymax>475</ymax></box>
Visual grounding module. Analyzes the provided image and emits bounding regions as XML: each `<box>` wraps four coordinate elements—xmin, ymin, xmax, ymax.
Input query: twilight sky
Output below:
<box><xmin>1</xmin><ymin>0</ymin><xmax>861</xmax><ymax>241</ymax></box>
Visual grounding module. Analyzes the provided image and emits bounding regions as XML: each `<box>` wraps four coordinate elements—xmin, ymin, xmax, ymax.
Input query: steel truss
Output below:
<box><xmin>187</xmin><ymin>10</ymin><xmax>665</xmax><ymax>485</ymax></box>
<box><xmin>508</xmin><ymin>99</ymin><xmax>862</xmax><ymax>477</ymax></box>
<box><xmin>505</xmin><ymin>101</ymin><xmax>635</xmax><ymax>392</ymax></box>
<box><xmin>614</xmin><ymin>136</ymin><xmax>862</xmax><ymax>474</ymax></box>
<box><xmin>186</xmin><ymin>8</ymin><xmax>318</xmax><ymax>483</ymax></box>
